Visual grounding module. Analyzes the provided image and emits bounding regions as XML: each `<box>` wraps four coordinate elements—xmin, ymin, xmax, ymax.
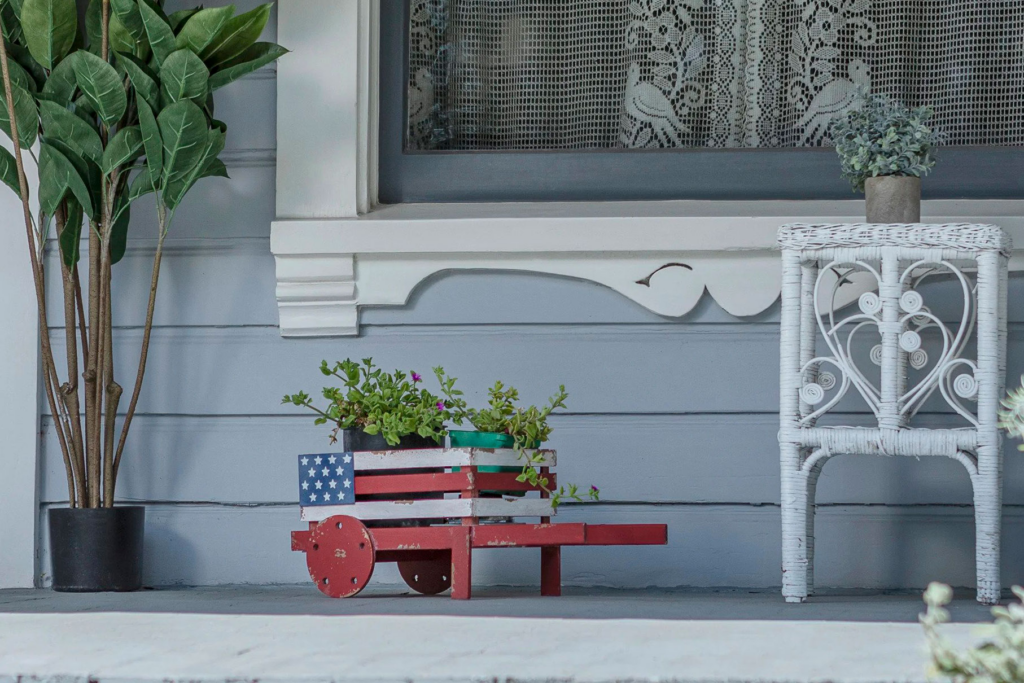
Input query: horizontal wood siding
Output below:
<box><xmin>35</xmin><ymin>2</ymin><xmax>1024</xmax><ymax>589</ymax></box>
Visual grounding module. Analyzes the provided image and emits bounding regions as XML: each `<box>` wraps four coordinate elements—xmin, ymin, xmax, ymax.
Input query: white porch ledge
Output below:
<box><xmin>270</xmin><ymin>199</ymin><xmax>1024</xmax><ymax>337</ymax></box>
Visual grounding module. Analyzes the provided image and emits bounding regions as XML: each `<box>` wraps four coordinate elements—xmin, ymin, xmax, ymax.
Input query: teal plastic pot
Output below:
<box><xmin>448</xmin><ymin>430</ymin><xmax>535</xmax><ymax>496</ymax></box>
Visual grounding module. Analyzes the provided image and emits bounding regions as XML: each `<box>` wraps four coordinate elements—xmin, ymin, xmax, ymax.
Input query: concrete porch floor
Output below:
<box><xmin>0</xmin><ymin>584</ymin><xmax>1001</xmax><ymax>621</ymax></box>
<box><xmin>0</xmin><ymin>586</ymin><xmax>1000</xmax><ymax>683</ymax></box>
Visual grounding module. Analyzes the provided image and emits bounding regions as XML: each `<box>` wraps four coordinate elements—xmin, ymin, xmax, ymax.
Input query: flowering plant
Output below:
<box><xmin>468</xmin><ymin>381</ymin><xmax>599</xmax><ymax>507</ymax></box>
<box><xmin>283</xmin><ymin>358</ymin><xmax>467</xmax><ymax>446</ymax></box>
<box><xmin>921</xmin><ymin>582</ymin><xmax>1024</xmax><ymax>682</ymax></box>
<box><xmin>831</xmin><ymin>91</ymin><xmax>942</xmax><ymax>192</ymax></box>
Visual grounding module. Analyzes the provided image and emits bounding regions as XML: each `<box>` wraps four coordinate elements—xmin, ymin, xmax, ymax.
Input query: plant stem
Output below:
<box><xmin>57</xmin><ymin>207</ymin><xmax>87</xmax><ymax>506</ymax></box>
<box><xmin>113</xmin><ymin>203</ymin><xmax>169</xmax><ymax>479</ymax></box>
<box><xmin>0</xmin><ymin>25</ymin><xmax>78</xmax><ymax>508</ymax></box>
<box><xmin>85</xmin><ymin>222</ymin><xmax>100</xmax><ymax>506</ymax></box>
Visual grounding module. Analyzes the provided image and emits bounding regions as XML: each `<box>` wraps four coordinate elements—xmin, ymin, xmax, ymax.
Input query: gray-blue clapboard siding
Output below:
<box><xmin>36</xmin><ymin>0</ymin><xmax>1024</xmax><ymax>589</ymax></box>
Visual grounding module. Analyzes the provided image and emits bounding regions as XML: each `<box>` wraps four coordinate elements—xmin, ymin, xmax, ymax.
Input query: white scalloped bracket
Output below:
<box><xmin>271</xmin><ymin>220</ymin><xmax>784</xmax><ymax>336</ymax></box>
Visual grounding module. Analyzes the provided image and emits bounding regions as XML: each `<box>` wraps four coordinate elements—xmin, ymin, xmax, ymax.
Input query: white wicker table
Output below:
<box><xmin>777</xmin><ymin>223</ymin><xmax>1011</xmax><ymax>605</ymax></box>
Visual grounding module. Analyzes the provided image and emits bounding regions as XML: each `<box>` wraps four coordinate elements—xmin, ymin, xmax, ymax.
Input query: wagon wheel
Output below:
<box><xmin>305</xmin><ymin>515</ymin><xmax>376</xmax><ymax>598</ymax></box>
<box><xmin>398</xmin><ymin>556</ymin><xmax>452</xmax><ymax>595</ymax></box>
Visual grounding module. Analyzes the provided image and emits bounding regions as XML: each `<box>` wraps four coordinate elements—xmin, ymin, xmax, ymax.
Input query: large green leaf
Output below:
<box><xmin>109</xmin><ymin>192</ymin><xmax>130</xmax><ymax>263</ymax></box>
<box><xmin>138</xmin><ymin>0</ymin><xmax>174</xmax><ymax>65</ymax></box>
<box><xmin>0</xmin><ymin>144</ymin><xmax>21</xmax><ymax>195</ymax></box>
<box><xmin>0</xmin><ymin>0</ymin><xmax>24</xmax><ymax>43</ymax></box>
<box><xmin>167</xmin><ymin>7</ymin><xmax>198</xmax><ymax>32</ymax></box>
<box><xmin>101</xmin><ymin>124</ymin><xmax>142</xmax><ymax>173</ymax></box>
<box><xmin>0</xmin><ymin>80</ymin><xmax>37</xmax><ymax>148</ymax></box>
<box><xmin>2</xmin><ymin>55</ymin><xmax>36</xmax><ymax>92</ymax></box>
<box><xmin>41</xmin><ymin>49</ymin><xmax>77</xmax><ymax>102</ymax></box>
<box><xmin>202</xmin><ymin>3</ymin><xmax>270</xmax><ymax>68</ymax></box>
<box><xmin>38</xmin><ymin>142</ymin><xmax>91</xmax><ymax>216</ymax></box>
<box><xmin>39</xmin><ymin>99</ymin><xmax>103</xmax><ymax>162</ymax></box>
<box><xmin>157</xmin><ymin>97</ymin><xmax>207</xmax><ymax>185</ymax></box>
<box><xmin>110</xmin><ymin>0</ymin><xmax>144</xmax><ymax>40</ymax></box>
<box><xmin>7</xmin><ymin>40</ymin><xmax>47</xmax><ymax>90</ymax></box>
<box><xmin>136</xmin><ymin>95</ymin><xmax>161</xmax><ymax>180</ymax></box>
<box><xmin>208</xmin><ymin>41</ymin><xmax>286</xmax><ymax>91</ymax></box>
<box><xmin>116</xmin><ymin>50</ymin><xmax>159</xmax><ymax>110</ymax></box>
<box><xmin>164</xmin><ymin>125</ymin><xmax>222</xmax><ymax>209</ymax></box>
<box><xmin>127</xmin><ymin>166</ymin><xmax>155</xmax><ymax>201</ymax></box>
<box><xmin>108</xmin><ymin>10</ymin><xmax>136</xmax><ymax>54</ymax></box>
<box><xmin>159</xmin><ymin>48</ymin><xmax>208</xmax><ymax>105</ymax></box>
<box><xmin>20</xmin><ymin>0</ymin><xmax>76</xmax><ymax>69</ymax></box>
<box><xmin>39</xmin><ymin>137</ymin><xmax>98</xmax><ymax>218</ymax></box>
<box><xmin>174</xmin><ymin>5</ymin><xmax>232</xmax><ymax>54</ymax></box>
<box><xmin>72</xmin><ymin>50</ymin><xmax>127</xmax><ymax>126</ymax></box>
<box><xmin>199</xmin><ymin>156</ymin><xmax>228</xmax><ymax>180</ymax></box>
<box><xmin>58</xmin><ymin>197</ymin><xmax>83</xmax><ymax>266</ymax></box>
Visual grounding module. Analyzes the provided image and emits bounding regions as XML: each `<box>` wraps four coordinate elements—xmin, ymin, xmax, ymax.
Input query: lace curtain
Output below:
<box><xmin>407</xmin><ymin>0</ymin><xmax>1024</xmax><ymax>150</ymax></box>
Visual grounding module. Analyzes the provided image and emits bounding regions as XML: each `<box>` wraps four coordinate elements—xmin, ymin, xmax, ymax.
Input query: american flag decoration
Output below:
<box><xmin>298</xmin><ymin>454</ymin><xmax>355</xmax><ymax>506</ymax></box>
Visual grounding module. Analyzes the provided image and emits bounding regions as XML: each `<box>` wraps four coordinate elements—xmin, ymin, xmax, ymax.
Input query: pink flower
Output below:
<box><xmin>590</xmin><ymin>486</ymin><xmax>600</xmax><ymax>494</ymax></box>
<box><xmin>436</xmin><ymin>401</ymin><xmax>446</xmax><ymax>411</ymax></box>
<box><xmin>412</xmin><ymin>372</ymin><xmax>423</xmax><ymax>383</ymax></box>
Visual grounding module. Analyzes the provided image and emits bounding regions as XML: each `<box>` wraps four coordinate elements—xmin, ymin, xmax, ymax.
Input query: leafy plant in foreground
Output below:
<box><xmin>0</xmin><ymin>0</ymin><xmax>287</xmax><ymax>507</ymax></box>
<box><xmin>283</xmin><ymin>358</ymin><xmax>468</xmax><ymax>447</ymax></box>
<box><xmin>465</xmin><ymin>381</ymin><xmax>599</xmax><ymax>508</ymax></box>
<box><xmin>831</xmin><ymin>91</ymin><xmax>942</xmax><ymax>192</ymax></box>
<box><xmin>921</xmin><ymin>582</ymin><xmax>1024</xmax><ymax>682</ymax></box>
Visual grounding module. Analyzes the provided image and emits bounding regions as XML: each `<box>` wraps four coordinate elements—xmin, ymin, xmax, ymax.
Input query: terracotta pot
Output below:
<box><xmin>865</xmin><ymin>176</ymin><xmax>921</xmax><ymax>223</ymax></box>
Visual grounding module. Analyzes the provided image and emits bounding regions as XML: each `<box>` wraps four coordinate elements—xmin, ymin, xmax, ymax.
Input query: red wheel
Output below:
<box><xmin>305</xmin><ymin>515</ymin><xmax>375</xmax><ymax>598</ymax></box>
<box><xmin>398</xmin><ymin>556</ymin><xmax>452</xmax><ymax>595</ymax></box>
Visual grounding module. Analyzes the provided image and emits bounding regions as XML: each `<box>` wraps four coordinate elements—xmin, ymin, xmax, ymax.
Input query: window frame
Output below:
<box><xmin>378</xmin><ymin>0</ymin><xmax>1024</xmax><ymax>204</ymax></box>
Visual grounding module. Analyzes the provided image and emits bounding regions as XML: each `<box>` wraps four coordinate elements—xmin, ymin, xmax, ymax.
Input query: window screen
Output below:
<box><xmin>406</xmin><ymin>0</ymin><xmax>1024</xmax><ymax>152</ymax></box>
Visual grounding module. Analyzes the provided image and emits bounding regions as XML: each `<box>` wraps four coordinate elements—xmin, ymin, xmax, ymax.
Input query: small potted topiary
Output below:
<box><xmin>283</xmin><ymin>358</ymin><xmax>467</xmax><ymax>452</ymax></box>
<box><xmin>831</xmin><ymin>92</ymin><xmax>942</xmax><ymax>224</ymax></box>
<box><xmin>449</xmin><ymin>382</ymin><xmax>599</xmax><ymax>506</ymax></box>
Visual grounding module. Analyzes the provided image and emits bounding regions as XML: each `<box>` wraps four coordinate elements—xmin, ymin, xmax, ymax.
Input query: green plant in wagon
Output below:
<box><xmin>283</xmin><ymin>358</ymin><xmax>468</xmax><ymax>447</ymax></box>
<box><xmin>457</xmin><ymin>381</ymin><xmax>600</xmax><ymax>508</ymax></box>
<box><xmin>0</xmin><ymin>0</ymin><xmax>286</xmax><ymax>507</ymax></box>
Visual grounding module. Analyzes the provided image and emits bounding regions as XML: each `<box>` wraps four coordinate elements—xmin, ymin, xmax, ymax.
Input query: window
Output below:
<box><xmin>378</xmin><ymin>0</ymin><xmax>1024</xmax><ymax>203</ymax></box>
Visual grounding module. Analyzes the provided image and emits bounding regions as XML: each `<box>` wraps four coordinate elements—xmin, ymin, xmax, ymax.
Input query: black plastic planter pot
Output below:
<box><xmin>48</xmin><ymin>506</ymin><xmax>145</xmax><ymax>592</ymax></box>
<box><xmin>344</xmin><ymin>430</ymin><xmax>437</xmax><ymax>452</ymax></box>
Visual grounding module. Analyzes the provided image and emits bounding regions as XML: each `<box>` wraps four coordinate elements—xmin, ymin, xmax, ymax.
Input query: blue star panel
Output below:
<box><xmin>298</xmin><ymin>453</ymin><xmax>355</xmax><ymax>506</ymax></box>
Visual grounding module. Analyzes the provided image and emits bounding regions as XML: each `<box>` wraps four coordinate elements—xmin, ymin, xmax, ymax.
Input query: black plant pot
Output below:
<box><xmin>48</xmin><ymin>506</ymin><xmax>145</xmax><ymax>592</ymax></box>
<box><xmin>344</xmin><ymin>430</ymin><xmax>437</xmax><ymax>452</ymax></box>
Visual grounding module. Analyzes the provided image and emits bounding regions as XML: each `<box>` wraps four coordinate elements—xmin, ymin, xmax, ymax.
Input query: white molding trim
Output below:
<box><xmin>0</xmin><ymin>145</ymin><xmax>40</xmax><ymax>588</ymax></box>
<box><xmin>270</xmin><ymin>2</ymin><xmax>1024</xmax><ymax>337</ymax></box>
<box><xmin>271</xmin><ymin>200</ymin><xmax>1024</xmax><ymax>336</ymax></box>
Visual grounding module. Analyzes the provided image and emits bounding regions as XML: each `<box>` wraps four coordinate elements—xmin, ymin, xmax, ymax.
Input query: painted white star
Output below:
<box><xmin>301</xmin><ymin>481</ymin><xmax>309</xmax><ymax>490</ymax></box>
<box><xmin>301</xmin><ymin>457</ymin><xmax>309</xmax><ymax>466</ymax></box>
<box><xmin>343</xmin><ymin>479</ymin><xmax>352</xmax><ymax>489</ymax></box>
<box><xmin>338</xmin><ymin>491</ymin><xmax>345</xmax><ymax>500</ymax></box>
<box><xmin>328</xmin><ymin>455</ymin><xmax>337</xmax><ymax>464</ymax></box>
<box><xmin>343</xmin><ymin>454</ymin><xmax>352</xmax><ymax>464</ymax></box>
<box><xmin>315</xmin><ymin>480</ymin><xmax>323</xmax><ymax>490</ymax></box>
<box><xmin>307</xmin><ymin>467</ymin><xmax>316</xmax><ymax>477</ymax></box>
<box><xmin>323</xmin><ymin>492</ymin><xmax>331</xmax><ymax>502</ymax></box>
<box><xmin>310</xmin><ymin>492</ymin><xmax>317</xmax><ymax>501</ymax></box>
<box><xmin>314</xmin><ymin>456</ymin><xmax>323</xmax><ymax>465</ymax></box>
<box><xmin>329</xmin><ymin>480</ymin><xmax>338</xmax><ymax>489</ymax></box>
<box><xmin>321</xmin><ymin>467</ymin><xmax>330</xmax><ymax>476</ymax></box>
<box><xmin>336</xmin><ymin>466</ymin><xmax>344</xmax><ymax>475</ymax></box>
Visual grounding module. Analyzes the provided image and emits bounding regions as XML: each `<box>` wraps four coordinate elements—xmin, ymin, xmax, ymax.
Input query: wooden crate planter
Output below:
<box><xmin>291</xmin><ymin>448</ymin><xmax>668</xmax><ymax>599</ymax></box>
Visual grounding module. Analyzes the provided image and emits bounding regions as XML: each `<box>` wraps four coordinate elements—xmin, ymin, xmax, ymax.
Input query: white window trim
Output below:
<box><xmin>271</xmin><ymin>0</ymin><xmax>1024</xmax><ymax>337</ymax></box>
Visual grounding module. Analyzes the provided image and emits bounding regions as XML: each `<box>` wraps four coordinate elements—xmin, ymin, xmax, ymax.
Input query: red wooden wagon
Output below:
<box><xmin>291</xmin><ymin>447</ymin><xmax>668</xmax><ymax>599</ymax></box>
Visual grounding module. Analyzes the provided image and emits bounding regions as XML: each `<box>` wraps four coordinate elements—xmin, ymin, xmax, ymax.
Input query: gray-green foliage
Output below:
<box><xmin>921</xmin><ymin>582</ymin><xmax>1024</xmax><ymax>683</ymax></box>
<box><xmin>831</xmin><ymin>91</ymin><xmax>942</xmax><ymax>193</ymax></box>
<box><xmin>0</xmin><ymin>0</ymin><xmax>286</xmax><ymax>266</ymax></box>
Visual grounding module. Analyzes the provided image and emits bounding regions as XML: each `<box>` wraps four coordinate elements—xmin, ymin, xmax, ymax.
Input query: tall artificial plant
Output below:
<box><xmin>0</xmin><ymin>0</ymin><xmax>286</xmax><ymax>508</ymax></box>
